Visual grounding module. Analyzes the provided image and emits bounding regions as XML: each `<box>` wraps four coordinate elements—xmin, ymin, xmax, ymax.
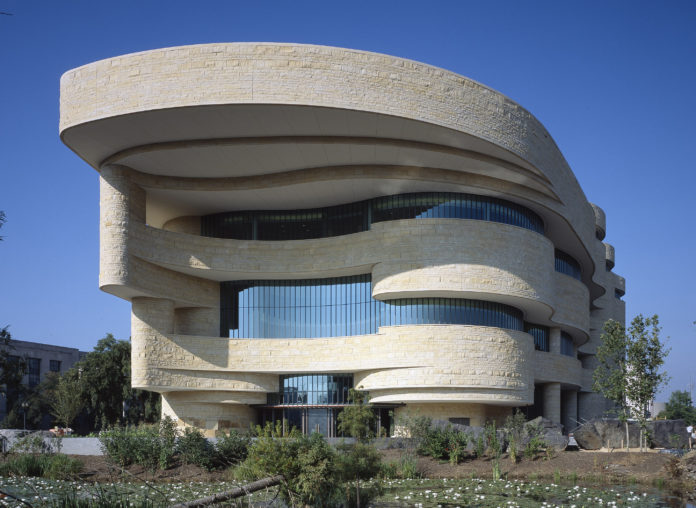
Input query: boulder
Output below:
<box><xmin>572</xmin><ymin>420</ymin><xmax>602</xmax><ymax>450</ymax></box>
<box><xmin>572</xmin><ymin>419</ymin><xmax>690</xmax><ymax>449</ymax></box>
<box><xmin>524</xmin><ymin>416</ymin><xmax>568</xmax><ymax>451</ymax></box>
<box><xmin>647</xmin><ymin>419</ymin><xmax>689</xmax><ymax>448</ymax></box>
<box><xmin>573</xmin><ymin>419</ymin><xmax>641</xmax><ymax>449</ymax></box>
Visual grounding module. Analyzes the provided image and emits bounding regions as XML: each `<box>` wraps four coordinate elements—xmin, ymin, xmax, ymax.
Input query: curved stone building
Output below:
<box><xmin>60</xmin><ymin>43</ymin><xmax>625</xmax><ymax>436</ymax></box>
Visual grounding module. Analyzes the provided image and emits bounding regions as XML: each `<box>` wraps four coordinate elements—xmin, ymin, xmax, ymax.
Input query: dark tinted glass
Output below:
<box><xmin>221</xmin><ymin>275</ymin><xmax>524</xmax><ymax>338</ymax></box>
<box><xmin>26</xmin><ymin>357</ymin><xmax>41</xmax><ymax>387</ymax></box>
<box><xmin>554</xmin><ymin>249</ymin><xmax>582</xmax><ymax>280</ymax></box>
<box><xmin>525</xmin><ymin>323</ymin><xmax>549</xmax><ymax>352</ymax></box>
<box><xmin>202</xmin><ymin>192</ymin><xmax>544</xmax><ymax>240</ymax></box>
<box><xmin>561</xmin><ymin>332</ymin><xmax>575</xmax><ymax>357</ymax></box>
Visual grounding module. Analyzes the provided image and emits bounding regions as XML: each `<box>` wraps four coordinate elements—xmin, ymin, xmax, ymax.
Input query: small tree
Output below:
<box><xmin>336</xmin><ymin>388</ymin><xmax>380</xmax><ymax>507</ymax></box>
<box><xmin>50</xmin><ymin>373</ymin><xmax>83</xmax><ymax>428</ymax></box>
<box><xmin>625</xmin><ymin>315</ymin><xmax>669</xmax><ymax>451</ymax></box>
<box><xmin>594</xmin><ymin>315</ymin><xmax>670</xmax><ymax>452</ymax></box>
<box><xmin>337</xmin><ymin>388</ymin><xmax>375</xmax><ymax>442</ymax></box>
<box><xmin>594</xmin><ymin>319</ymin><xmax>631</xmax><ymax>450</ymax></box>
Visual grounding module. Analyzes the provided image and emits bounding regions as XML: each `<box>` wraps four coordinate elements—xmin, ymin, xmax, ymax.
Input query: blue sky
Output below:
<box><xmin>0</xmin><ymin>1</ymin><xmax>694</xmax><ymax>400</ymax></box>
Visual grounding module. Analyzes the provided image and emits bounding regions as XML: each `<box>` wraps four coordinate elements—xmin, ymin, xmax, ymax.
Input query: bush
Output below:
<box><xmin>98</xmin><ymin>416</ymin><xmax>178</xmax><ymax>471</ymax></box>
<box><xmin>215</xmin><ymin>429</ymin><xmax>250</xmax><ymax>466</ymax></box>
<box><xmin>484</xmin><ymin>421</ymin><xmax>502</xmax><ymax>457</ymax></box>
<box><xmin>0</xmin><ymin>453</ymin><xmax>82</xmax><ymax>479</ymax></box>
<box><xmin>524</xmin><ymin>422</ymin><xmax>546</xmax><ymax>460</ymax></box>
<box><xmin>237</xmin><ymin>423</ymin><xmax>342</xmax><ymax>507</ymax></box>
<box><xmin>379</xmin><ymin>460</ymin><xmax>399</xmax><ymax>479</ymax></box>
<box><xmin>176</xmin><ymin>427</ymin><xmax>214</xmax><ymax>470</ymax></box>
<box><xmin>415</xmin><ymin>424</ymin><xmax>470</xmax><ymax>464</ymax></box>
<box><xmin>475</xmin><ymin>434</ymin><xmax>485</xmax><ymax>458</ymax></box>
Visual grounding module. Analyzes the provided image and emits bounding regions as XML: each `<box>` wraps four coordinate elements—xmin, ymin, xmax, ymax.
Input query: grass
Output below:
<box><xmin>0</xmin><ymin>454</ymin><xmax>83</xmax><ymax>480</ymax></box>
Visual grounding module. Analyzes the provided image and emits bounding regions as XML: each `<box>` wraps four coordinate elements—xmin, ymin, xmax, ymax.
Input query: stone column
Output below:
<box><xmin>99</xmin><ymin>165</ymin><xmax>145</xmax><ymax>290</ymax></box>
<box><xmin>131</xmin><ymin>297</ymin><xmax>175</xmax><ymax>390</ymax></box>
<box><xmin>563</xmin><ymin>389</ymin><xmax>578</xmax><ymax>431</ymax></box>
<box><xmin>542</xmin><ymin>382</ymin><xmax>561</xmax><ymax>424</ymax></box>
<box><xmin>549</xmin><ymin>327</ymin><xmax>561</xmax><ymax>355</ymax></box>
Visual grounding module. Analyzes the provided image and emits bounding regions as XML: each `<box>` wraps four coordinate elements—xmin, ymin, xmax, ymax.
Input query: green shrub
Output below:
<box><xmin>484</xmin><ymin>421</ymin><xmax>501</xmax><ymax>457</ymax></box>
<box><xmin>399</xmin><ymin>451</ymin><xmax>420</xmax><ymax>478</ymax></box>
<box><xmin>447</xmin><ymin>428</ymin><xmax>469</xmax><ymax>464</ymax></box>
<box><xmin>214</xmin><ymin>429</ymin><xmax>250</xmax><ymax>466</ymax></box>
<box><xmin>237</xmin><ymin>423</ymin><xmax>342</xmax><ymax>507</ymax></box>
<box><xmin>176</xmin><ymin>427</ymin><xmax>214</xmax><ymax>470</ymax></box>
<box><xmin>46</xmin><ymin>453</ymin><xmax>84</xmax><ymax>479</ymax></box>
<box><xmin>419</xmin><ymin>427</ymin><xmax>448</xmax><ymax>459</ymax></box>
<box><xmin>98</xmin><ymin>416</ymin><xmax>178</xmax><ymax>471</ymax></box>
<box><xmin>508</xmin><ymin>433</ymin><xmax>518</xmax><ymax>463</ymax></box>
<box><xmin>379</xmin><ymin>460</ymin><xmax>399</xmax><ymax>479</ymax></box>
<box><xmin>473</xmin><ymin>434</ymin><xmax>484</xmax><ymax>458</ymax></box>
<box><xmin>415</xmin><ymin>425</ymin><xmax>470</xmax><ymax>464</ymax></box>
<box><xmin>523</xmin><ymin>421</ymin><xmax>546</xmax><ymax>460</ymax></box>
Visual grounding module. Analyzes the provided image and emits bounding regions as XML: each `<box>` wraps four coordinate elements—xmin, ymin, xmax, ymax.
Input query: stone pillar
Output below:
<box><xmin>563</xmin><ymin>389</ymin><xmax>578</xmax><ymax>432</ymax></box>
<box><xmin>131</xmin><ymin>297</ymin><xmax>175</xmax><ymax>389</ymax></box>
<box><xmin>542</xmin><ymin>382</ymin><xmax>561</xmax><ymax>424</ymax></box>
<box><xmin>549</xmin><ymin>327</ymin><xmax>561</xmax><ymax>355</ymax></box>
<box><xmin>99</xmin><ymin>165</ymin><xmax>145</xmax><ymax>289</ymax></box>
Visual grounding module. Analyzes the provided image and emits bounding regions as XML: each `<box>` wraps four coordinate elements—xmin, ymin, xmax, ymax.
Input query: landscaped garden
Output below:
<box><xmin>2</xmin><ymin>410</ymin><xmax>695</xmax><ymax>507</ymax></box>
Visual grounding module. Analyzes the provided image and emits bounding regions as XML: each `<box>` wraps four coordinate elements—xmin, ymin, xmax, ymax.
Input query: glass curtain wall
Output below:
<box><xmin>266</xmin><ymin>374</ymin><xmax>353</xmax><ymax>405</ymax></box>
<box><xmin>202</xmin><ymin>192</ymin><xmax>544</xmax><ymax>240</ymax></box>
<box><xmin>220</xmin><ymin>275</ymin><xmax>525</xmax><ymax>338</ymax></box>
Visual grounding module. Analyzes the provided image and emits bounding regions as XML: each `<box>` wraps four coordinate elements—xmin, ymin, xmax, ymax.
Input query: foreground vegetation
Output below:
<box><xmin>1</xmin><ymin>398</ymin><xmax>693</xmax><ymax>506</ymax></box>
<box><xmin>0</xmin><ymin>476</ymin><xmax>673</xmax><ymax>507</ymax></box>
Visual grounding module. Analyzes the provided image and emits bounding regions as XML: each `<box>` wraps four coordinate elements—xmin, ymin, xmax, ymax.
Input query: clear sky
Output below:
<box><xmin>1</xmin><ymin>1</ymin><xmax>694</xmax><ymax>400</ymax></box>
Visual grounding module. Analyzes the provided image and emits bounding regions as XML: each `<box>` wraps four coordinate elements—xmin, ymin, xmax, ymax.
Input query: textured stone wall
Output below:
<box><xmin>126</xmin><ymin>219</ymin><xmax>589</xmax><ymax>338</ymax></box>
<box><xmin>62</xmin><ymin>43</ymin><xmax>627</xmax><ymax>431</ymax></box>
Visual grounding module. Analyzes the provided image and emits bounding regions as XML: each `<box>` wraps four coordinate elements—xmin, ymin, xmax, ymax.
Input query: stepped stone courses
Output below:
<box><xmin>60</xmin><ymin>43</ymin><xmax>626</xmax><ymax>436</ymax></box>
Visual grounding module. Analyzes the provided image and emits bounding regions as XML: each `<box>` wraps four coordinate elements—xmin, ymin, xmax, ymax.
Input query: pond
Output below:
<box><xmin>0</xmin><ymin>476</ymin><xmax>694</xmax><ymax>507</ymax></box>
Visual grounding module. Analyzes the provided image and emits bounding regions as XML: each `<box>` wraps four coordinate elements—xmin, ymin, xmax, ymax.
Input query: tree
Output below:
<box><xmin>238</xmin><ymin>423</ymin><xmax>342</xmax><ymax>507</ymax></box>
<box><xmin>625</xmin><ymin>315</ymin><xmax>670</xmax><ymax>451</ymax></box>
<box><xmin>337</xmin><ymin>388</ymin><xmax>375</xmax><ymax>442</ymax></box>
<box><xmin>594</xmin><ymin>315</ymin><xmax>670</xmax><ymax>452</ymax></box>
<box><xmin>660</xmin><ymin>390</ymin><xmax>696</xmax><ymax>425</ymax></box>
<box><xmin>50</xmin><ymin>373</ymin><xmax>84</xmax><ymax>428</ymax></box>
<box><xmin>71</xmin><ymin>334</ymin><xmax>160</xmax><ymax>431</ymax></box>
<box><xmin>336</xmin><ymin>388</ymin><xmax>381</xmax><ymax>507</ymax></box>
<box><xmin>0</xmin><ymin>326</ymin><xmax>27</xmax><ymax>425</ymax></box>
<box><xmin>593</xmin><ymin>319</ymin><xmax>631</xmax><ymax>449</ymax></box>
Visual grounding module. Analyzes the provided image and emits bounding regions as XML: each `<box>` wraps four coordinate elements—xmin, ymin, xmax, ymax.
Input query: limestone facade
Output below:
<box><xmin>60</xmin><ymin>43</ymin><xmax>625</xmax><ymax>436</ymax></box>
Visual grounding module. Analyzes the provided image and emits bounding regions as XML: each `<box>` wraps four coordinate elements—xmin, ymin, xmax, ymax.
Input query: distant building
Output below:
<box><xmin>60</xmin><ymin>43</ymin><xmax>625</xmax><ymax>437</ymax></box>
<box><xmin>0</xmin><ymin>340</ymin><xmax>86</xmax><ymax>421</ymax></box>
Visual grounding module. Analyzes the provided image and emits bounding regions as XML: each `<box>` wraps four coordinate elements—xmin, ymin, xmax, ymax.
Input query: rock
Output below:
<box><xmin>572</xmin><ymin>419</ymin><xmax>690</xmax><ymax>449</ymax></box>
<box><xmin>647</xmin><ymin>419</ymin><xmax>689</xmax><ymax>448</ymax></box>
<box><xmin>573</xmin><ymin>420</ymin><xmax>602</xmax><ymax>450</ymax></box>
<box><xmin>524</xmin><ymin>417</ymin><xmax>568</xmax><ymax>451</ymax></box>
